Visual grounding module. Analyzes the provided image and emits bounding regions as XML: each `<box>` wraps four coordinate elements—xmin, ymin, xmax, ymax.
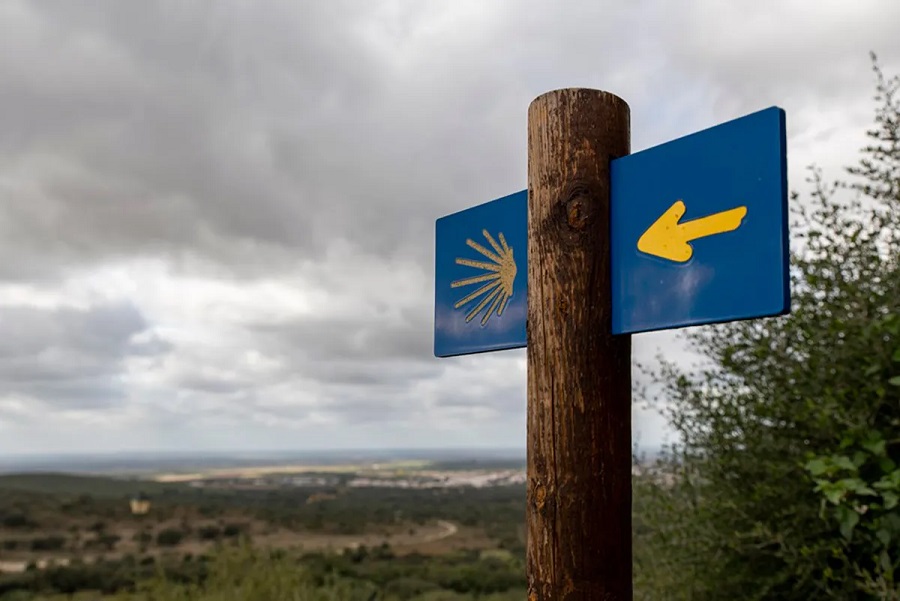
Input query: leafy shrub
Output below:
<box><xmin>1</xmin><ymin>513</ymin><xmax>36</xmax><ymax>529</ymax></box>
<box><xmin>197</xmin><ymin>525</ymin><xmax>221</xmax><ymax>540</ymax></box>
<box><xmin>635</xmin><ymin>56</ymin><xmax>900</xmax><ymax>600</ymax></box>
<box><xmin>221</xmin><ymin>523</ymin><xmax>244</xmax><ymax>538</ymax></box>
<box><xmin>88</xmin><ymin>520</ymin><xmax>106</xmax><ymax>533</ymax></box>
<box><xmin>156</xmin><ymin>528</ymin><xmax>184</xmax><ymax>547</ymax></box>
<box><xmin>29</xmin><ymin>535</ymin><xmax>66</xmax><ymax>551</ymax></box>
<box><xmin>133</xmin><ymin>530</ymin><xmax>152</xmax><ymax>544</ymax></box>
<box><xmin>384</xmin><ymin>577</ymin><xmax>441</xmax><ymax>598</ymax></box>
<box><xmin>97</xmin><ymin>533</ymin><xmax>121</xmax><ymax>550</ymax></box>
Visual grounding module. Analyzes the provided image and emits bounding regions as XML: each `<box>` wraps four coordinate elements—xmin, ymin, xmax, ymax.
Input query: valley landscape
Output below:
<box><xmin>0</xmin><ymin>450</ymin><xmax>530</xmax><ymax>600</ymax></box>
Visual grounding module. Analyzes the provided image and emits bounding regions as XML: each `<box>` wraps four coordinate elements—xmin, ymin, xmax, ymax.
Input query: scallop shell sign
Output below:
<box><xmin>434</xmin><ymin>190</ymin><xmax>527</xmax><ymax>357</ymax></box>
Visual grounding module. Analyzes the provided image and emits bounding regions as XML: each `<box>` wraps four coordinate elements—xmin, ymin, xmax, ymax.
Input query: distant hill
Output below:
<box><xmin>0</xmin><ymin>473</ymin><xmax>173</xmax><ymax>497</ymax></box>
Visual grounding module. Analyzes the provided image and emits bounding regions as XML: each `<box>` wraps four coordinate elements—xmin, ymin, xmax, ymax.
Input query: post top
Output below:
<box><xmin>529</xmin><ymin>88</ymin><xmax>629</xmax><ymax>111</ymax></box>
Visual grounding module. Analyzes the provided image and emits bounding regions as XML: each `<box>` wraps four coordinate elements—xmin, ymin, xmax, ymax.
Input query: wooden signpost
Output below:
<box><xmin>526</xmin><ymin>90</ymin><xmax>632</xmax><ymax>600</ymax></box>
<box><xmin>434</xmin><ymin>89</ymin><xmax>788</xmax><ymax>600</ymax></box>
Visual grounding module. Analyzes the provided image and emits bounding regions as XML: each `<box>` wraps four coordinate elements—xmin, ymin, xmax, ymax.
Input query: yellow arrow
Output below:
<box><xmin>637</xmin><ymin>200</ymin><xmax>748</xmax><ymax>263</ymax></box>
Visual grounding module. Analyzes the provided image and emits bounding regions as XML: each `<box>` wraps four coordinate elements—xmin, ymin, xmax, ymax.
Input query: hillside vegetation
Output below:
<box><xmin>0</xmin><ymin>474</ymin><xmax>174</xmax><ymax>498</ymax></box>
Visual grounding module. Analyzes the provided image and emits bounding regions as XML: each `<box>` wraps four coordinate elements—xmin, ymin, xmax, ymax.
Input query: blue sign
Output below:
<box><xmin>434</xmin><ymin>107</ymin><xmax>789</xmax><ymax>355</ymax></box>
<box><xmin>610</xmin><ymin>106</ymin><xmax>789</xmax><ymax>334</ymax></box>
<box><xmin>434</xmin><ymin>191</ymin><xmax>527</xmax><ymax>357</ymax></box>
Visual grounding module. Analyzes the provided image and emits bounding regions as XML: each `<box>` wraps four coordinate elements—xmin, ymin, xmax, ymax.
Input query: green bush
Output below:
<box><xmin>1</xmin><ymin>513</ymin><xmax>36</xmax><ymax>529</ymax></box>
<box><xmin>384</xmin><ymin>577</ymin><xmax>441</xmax><ymax>598</ymax></box>
<box><xmin>29</xmin><ymin>536</ymin><xmax>66</xmax><ymax>551</ymax></box>
<box><xmin>133</xmin><ymin>530</ymin><xmax>152</xmax><ymax>544</ymax></box>
<box><xmin>135</xmin><ymin>545</ymin><xmax>367</xmax><ymax>600</ymax></box>
<box><xmin>197</xmin><ymin>525</ymin><xmax>221</xmax><ymax>540</ymax></box>
<box><xmin>221</xmin><ymin>523</ymin><xmax>244</xmax><ymax>538</ymax></box>
<box><xmin>156</xmin><ymin>528</ymin><xmax>185</xmax><ymax>547</ymax></box>
<box><xmin>96</xmin><ymin>533</ymin><xmax>121</xmax><ymax>550</ymax></box>
<box><xmin>635</xmin><ymin>56</ymin><xmax>900</xmax><ymax>600</ymax></box>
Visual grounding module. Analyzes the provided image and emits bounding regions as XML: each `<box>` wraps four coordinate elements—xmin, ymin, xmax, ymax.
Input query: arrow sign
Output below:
<box><xmin>611</xmin><ymin>106</ymin><xmax>789</xmax><ymax>334</ymax></box>
<box><xmin>637</xmin><ymin>200</ymin><xmax>748</xmax><ymax>263</ymax></box>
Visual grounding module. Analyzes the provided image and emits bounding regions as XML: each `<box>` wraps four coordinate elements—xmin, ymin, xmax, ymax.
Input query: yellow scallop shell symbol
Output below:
<box><xmin>451</xmin><ymin>229</ymin><xmax>517</xmax><ymax>326</ymax></box>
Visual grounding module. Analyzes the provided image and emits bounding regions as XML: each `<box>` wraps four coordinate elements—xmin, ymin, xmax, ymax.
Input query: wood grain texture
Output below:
<box><xmin>526</xmin><ymin>89</ymin><xmax>632</xmax><ymax>601</ymax></box>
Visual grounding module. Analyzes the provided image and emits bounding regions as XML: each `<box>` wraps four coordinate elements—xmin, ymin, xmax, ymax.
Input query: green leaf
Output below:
<box><xmin>833</xmin><ymin>456</ymin><xmax>857</xmax><ymax>472</ymax></box>
<box><xmin>806</xmin><ymin>458</ymin><xmax>829</xmax><ymax>476</ymax></box>
<box><xmin>876</xmin><ymin>528</ymin><xmax>891</xmax><ymax>546</ymax></box>
<box><xmin>823</xmin><ymin>486</ymin><xmax>845</xmax><ymax>505</ymax></box>
<box><xmin>874</xmin><ymin>470</ymin><xmax>900</xmax><ymax>491</ymax></box>
<box><xmin>840</xmin><ymin>478</ymin><xmax>877</xmax><ymax>496</ymax></box>
<box><xmin>880</xmin><ymin>550</ymin><xmax>892</xmax><ymax>573</ymax></box>
<box><xmin>883</xmin><ymin>492</ymin><xmax>899</xmax><ymax>510</ymax></box>
<box><xmin>879</xmin><ymin>457</ymin><xmax>897</xmax><ymax>473</ymax></box>
<box><xmin>889</xmin><ymin>375</ymin><xmax>900</xmax><ymax>386</ymax></box>
<box><xmin>886</xmin><ymin>315</ymin><xmax>900</xmax><ymax>336</ymax></box>
<box><xmin>862</xmin><ymin>436</ymin><xmax>887</xmax><ymax>457</ymax></box>
<box><xmin>892</xmin><ymin>348</ymin><xmax>900</xmax><ymax>362</ymax></box>
<box><xmin>839</xmin><ymin>507</ymin><xmax>860</xmax><ymax>540</ymax></box>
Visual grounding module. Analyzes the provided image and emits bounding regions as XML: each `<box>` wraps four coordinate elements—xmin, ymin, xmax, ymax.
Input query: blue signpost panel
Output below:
<box><xmin>610</xmin><ymin>106</ymin><xmax>789</xmax><ymax>334</ymax></box>
<box><xmin>434</xmin><ymin>191</ymin><xmax>528</xmax><ymax>357</ymax></box>
<box><xmin>434</xmin><ymin>107</ymin><xmax>790</xmax><ymax>355</ymax></box>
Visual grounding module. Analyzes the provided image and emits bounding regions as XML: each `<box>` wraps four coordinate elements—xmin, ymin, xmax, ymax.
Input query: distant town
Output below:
<box><xmin>182</xmin><ymin>468</ymin><xmax>528</xmax><ymax>491</ymax></box>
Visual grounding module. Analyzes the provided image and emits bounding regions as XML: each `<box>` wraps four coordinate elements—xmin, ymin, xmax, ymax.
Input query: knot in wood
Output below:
<box><xmin>567</xmin><ymin>198</ymin><xmax>588</xmax><ymax>230</ymax></box>
<box><xmin>564</xmin><ymin>184</ymin><xmax>594</xmax><ymax>231</ymax></box>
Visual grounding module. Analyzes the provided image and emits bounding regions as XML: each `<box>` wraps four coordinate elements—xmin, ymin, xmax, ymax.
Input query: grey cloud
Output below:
<box><xmin>1</xmin><ymin>0</ymin><xmax>894</xmax><ymax>454</ymax></box>
<box><xmin>173</xmin><ymin>375</ymin><xmax>421</xmax><ymax>427</ymax></box>
<box><xmin>650</xmin><ymin>2</ymin><xmax>900</xmax><ymax>124</ymax></box>
<box><xmin>0</xmin><ymin>301</ymin><xmax>169</xmax><ymax>408</ymax></box>
<box><xmin>310</xmin><ymin>395</ymin><xmax>414</xmax><ymax>426</ymax></box>
<box><xmin>253</xmin><ymin>307</ymin><xmax>433</xmax><ymax>362</ymax></box>
<box><xmin>177</xmin><ymin>374</ymin><xmax>251</xmax><ymax>396</ymax></box>
<box><xmin>4</xmin><ymin>0</ymin><xmax>895</xmax><ymax>283</ymax></box>
<box><xmin>433</xmin><ymin>381</ymin><xmax>524</xmax><ymax>417</ymax></box>
<box><xmin>161</xmin><ymin>307</ymin><xmax>443</xmax><ymax>412</ymax></box>
<box><xmin>0</xmin><ymin>0</ymin><xmax>665</xmax><ymax>284</ymax></box>
<box><xmin>310</xmin><ymin>360</ymin><xmax>441</xmax><ymax>388</ymax></box>
<box><xmin>0</xmin><ymin>1</ymin><xmax>390</xmax><ymax>280</ymax></box>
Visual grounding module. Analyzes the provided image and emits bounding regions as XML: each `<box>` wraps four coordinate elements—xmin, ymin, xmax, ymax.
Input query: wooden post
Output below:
<box><xmin>526</xmin><ymin>89</ymin><xmax>632</xmax><ymax>600</ymax></box>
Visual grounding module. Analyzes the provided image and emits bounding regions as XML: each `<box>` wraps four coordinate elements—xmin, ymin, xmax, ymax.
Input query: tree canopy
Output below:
<box><xmin>635</xmin><ymin>54</ymin><xmax>900</xmax><ymax>600</ymax></box>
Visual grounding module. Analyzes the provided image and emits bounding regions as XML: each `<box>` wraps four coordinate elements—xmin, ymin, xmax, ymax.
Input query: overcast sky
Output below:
<box><xmin>0</xmin><ymin>1</ymin><xmax>898</xmax><ymax>456</ymax></box>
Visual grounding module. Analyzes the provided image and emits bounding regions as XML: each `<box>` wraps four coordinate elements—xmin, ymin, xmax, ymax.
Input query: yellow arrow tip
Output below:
<box><xmin>637</xmin><ymin>201</ymin><xmax>694</xmax><ymax>263</ymax></box>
